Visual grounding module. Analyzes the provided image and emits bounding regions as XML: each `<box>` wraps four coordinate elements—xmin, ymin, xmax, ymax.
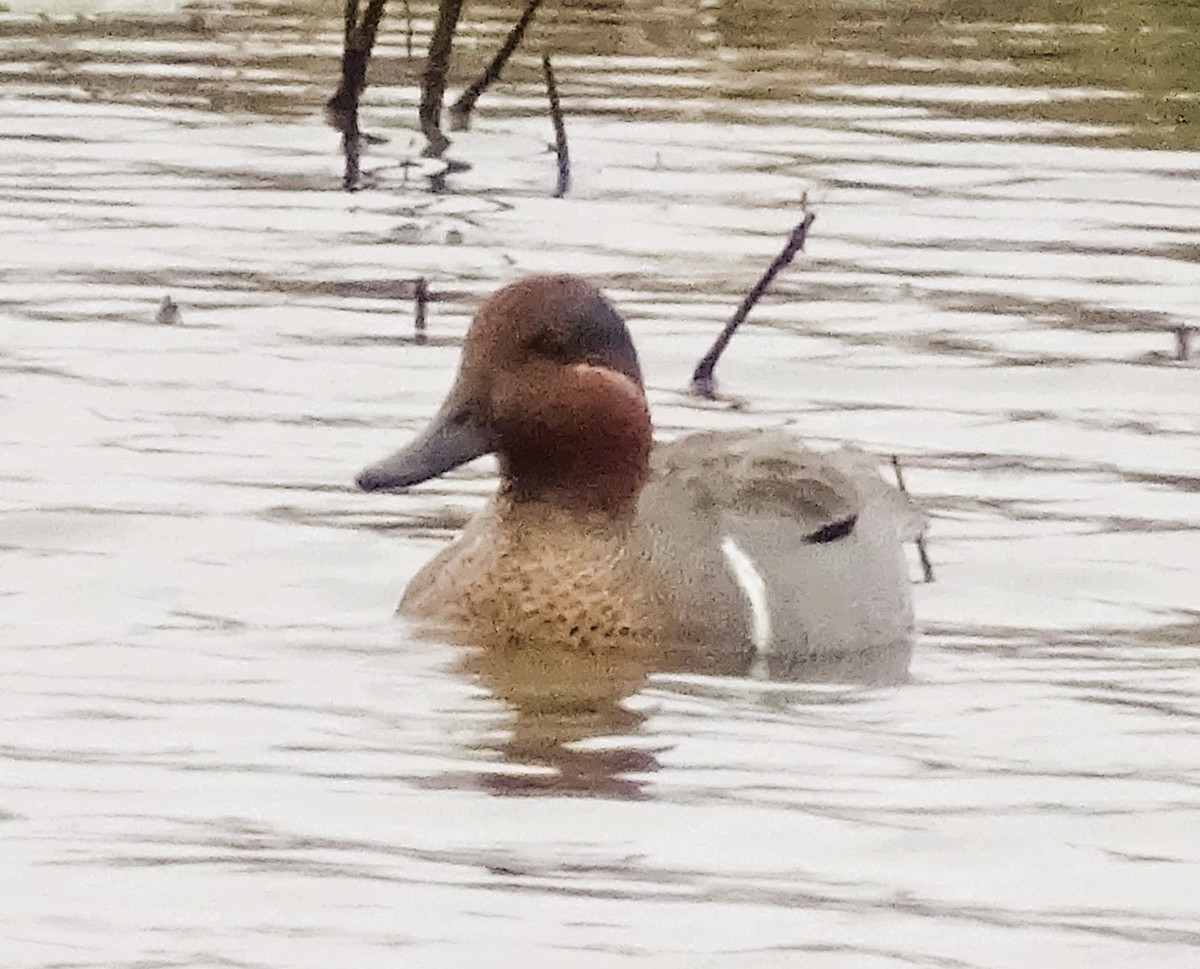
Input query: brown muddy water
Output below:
<box><xmin>2</xmin><ymin>1</ymin><xmax>1198</xmax><ymax>966</ymax></box>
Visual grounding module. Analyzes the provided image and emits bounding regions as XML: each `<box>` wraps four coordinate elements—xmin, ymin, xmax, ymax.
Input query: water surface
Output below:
<box><xmin>2</xmin><ymin>1</ymin><xmax>1198</xmax><ymax>966</ymax></box>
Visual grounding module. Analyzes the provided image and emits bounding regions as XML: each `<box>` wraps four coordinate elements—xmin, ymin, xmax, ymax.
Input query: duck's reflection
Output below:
<box><xmin>462</xmin><ymin>632</ymin><xmax>912</xmax><ymax>798</ymax></box>
<box><xmin>464</xmin><ymin>635</ymin><xmax>658</xmax><ymax>798</ymax></box>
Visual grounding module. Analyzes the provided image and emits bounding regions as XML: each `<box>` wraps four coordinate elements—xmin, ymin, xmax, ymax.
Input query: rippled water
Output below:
<box><xmin>3</xmin><ymin>1</ymin><xmax>1198</xmax><ymax>966</ymax></box>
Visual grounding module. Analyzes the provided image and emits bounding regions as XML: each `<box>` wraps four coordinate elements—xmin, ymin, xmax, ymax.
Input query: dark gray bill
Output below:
<box><xmin>356</xmin><ymin>402</ymin><xmax>493</xmax><ymax>492</ymax></box>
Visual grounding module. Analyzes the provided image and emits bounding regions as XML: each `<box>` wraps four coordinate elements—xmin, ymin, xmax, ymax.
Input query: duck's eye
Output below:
<box><xmin>523</xmin><ymin>327</ymin><xmax>570</xmax><ymax>361</ymax></box>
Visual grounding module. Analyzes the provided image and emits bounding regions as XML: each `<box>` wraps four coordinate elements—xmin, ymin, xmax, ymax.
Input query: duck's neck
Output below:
<box><xmin>498</xmin><ymin>463</ymin><xmax>645</xmax><ymax>521</ymax></box>
<box><xmin>494</xmin><ymin>365</ymin><xmax>652</xmax><ymax>522</ymax></box>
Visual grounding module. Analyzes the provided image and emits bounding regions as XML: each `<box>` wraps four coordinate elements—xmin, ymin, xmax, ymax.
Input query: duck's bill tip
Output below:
<box><xmin>355</xmin><ymin>465</ymin><xmax>400</xmax><ymax>492</ymax></box>
<box><xmin>355</xmin><ymin>418</ymin><xmax>494</xmax><ymax>493</ymax></box>
<box><xmin>354</xmin><ymin>451</ymin><xmax>450</xmax><ymax>492</ymax></box>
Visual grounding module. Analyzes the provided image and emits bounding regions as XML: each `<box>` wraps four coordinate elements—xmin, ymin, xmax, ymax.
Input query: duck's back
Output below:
<box><xmin>633</xmin><ymin>429</ymin><xmax>923</xmax><ymax>672</ymax></box>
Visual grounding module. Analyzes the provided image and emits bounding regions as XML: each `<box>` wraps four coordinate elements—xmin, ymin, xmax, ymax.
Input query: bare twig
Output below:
<box><xmin>420</xmin><ymin>0</ymin><xmax>466</xmax><ymax>158</ymax></box>
<box><xmin>414</xmin><ymin>277</ymin><xmax>429</xmax><ymax>344</ymax></box>
<box><xmin>891</xmin><ymin>455</ymin><xmax>935</xmax><ymax>583</ymax></box>
<box><xmin>542</xmin><ymin>53</ymin><xmax>570</xmax><ymax>198</ymax></box>
<box><xmin>690</xmin><ymin>209</ymin><xmax>816</xmax><ymax>398</ymax></box>
<box><xmin>451</xmin><ymin>0</ymin><xmax>544</xmax><ymax>130</ymax></box>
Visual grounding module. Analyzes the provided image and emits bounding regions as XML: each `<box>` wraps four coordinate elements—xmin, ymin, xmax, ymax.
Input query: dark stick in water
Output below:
<box><xmin>414</xmin><ymin>277</ymin><xmax>429</xmax><ymax>344</ymax></box>
<box><xmin>451</xmin><ymin>0</ymin><xmax>545</xmax><ymax>130</ymax></box>
<box><xmin>402</xmin><ymin>0</ymin><xmax>413</xmax><ymax>60</ymax></box>
<box><xmin>890</xmin><ymin>455</ymin><xmax>935</xmax><ymax>583</ymax></box>
<box><xmin>420</xmin><ymin>0</ymin><xmax>467</xmax><ymax>157</ymax></box>
<box><xmin>690</xmin><ymin>210</ymin><xmax>815</xmax><ymax>398</ymax></box>
<box><xmin>1174</xmin><ymin>324</ymin><xmax>1192</xmax><ymax>362</ymax></box>
<box><xmin>542</xmin><ymin>54</ymin><xmax>571</xmax><ymax>199</ymax></box>
<box><xmin>326</xmin><ymin>0</ymin><xmax>389</xmax><ymax>191</ymax></box>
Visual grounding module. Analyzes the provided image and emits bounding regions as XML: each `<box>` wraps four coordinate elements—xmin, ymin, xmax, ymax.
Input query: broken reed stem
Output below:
<box><xmin>451</xmin><ymin>0</ymin><xmax>544</xmax><ymax>130</ymax></box>
<box><xmin>690</xmin><ymin>211</ymin><xmax>816</xmax><ymax>398</ymax></box>
<box><xmin>1174</xmin><ymin>324</ymin><xmax>1193</xmax><ymax>362</ymax></box>
<box><xmin>402</xmin><ymin>0</ymin><xmax>413</xmax><ymax>60</ymax></box>
<box><xmin>542</xmin><ymin>53</ymin><xmax>571</xmax><ymax>198</ymax></box>
<box><xmin>891</xmin><ymin>455</ymin><xmax>935</xmax><ymax>584</ymax></box>
<box><xmin>414</xmin><ymin>277</ymin><xmax>429</xmax><ymax>344</ymax></box>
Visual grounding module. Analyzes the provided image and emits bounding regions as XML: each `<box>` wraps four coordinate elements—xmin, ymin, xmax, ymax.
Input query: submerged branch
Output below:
<box><xmin>542</xmin><ymin>53</ymin><xmax>570</xmax><ymax>198</ymax></box>
<box><xmin>414</xmin><ymin>277</ymin><xmax>429</xmax><ymax>344</ymax></box>
<box><xmin>401</xmin><ymin>0</ymin><xmax>414</xmax><ymax>60</ymax></box>
<box><xmin>690</xmin><ymin>209</ymin><xmax>816</xmax><ymax>398</ymax></box>
<box><xmin>420</xmin><ymin>0</ymin><xmax>466</xmax><ymax>157</ymax></box>
<box><xmin>891</xmin><ymin>455</ymin><xmax>935</xmax><ymax>584</ymax></box>
<box><xmin>451</xmin><ymin>0</ymin><xmax>544</xmax><ymax>131</ymax></box>
<box><xmin>1174</xmin><ymin>324</ymin><xmax>1193</xmax><ymax>362</ymax></box>
<box><xmin>326</xmin><ymin>0</ymin><xmax>389</xmax><ymax>191</ymax></box>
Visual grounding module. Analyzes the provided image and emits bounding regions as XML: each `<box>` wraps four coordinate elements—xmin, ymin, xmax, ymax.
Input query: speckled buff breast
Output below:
<box><xmin>399</xmin><ymin>497</ymin><xmax>668</xmax><ymax>655</ymax></box>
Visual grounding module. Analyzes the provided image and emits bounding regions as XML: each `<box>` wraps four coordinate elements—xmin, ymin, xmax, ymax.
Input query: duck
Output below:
<box><xmin>356</xmin><ymin>274</ymin><xmax>923</xmax><ymax>677</ymax></box>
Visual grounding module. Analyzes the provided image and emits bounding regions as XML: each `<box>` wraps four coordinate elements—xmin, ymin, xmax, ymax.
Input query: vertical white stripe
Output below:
<box><xmin>720</xmin><ymin>535</ymin><xmax>771</xmax><ymax>677</ymax></box>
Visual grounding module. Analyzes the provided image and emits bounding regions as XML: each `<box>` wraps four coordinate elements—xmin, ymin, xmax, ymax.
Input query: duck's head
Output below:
<box><xmin>357</xmin><ymin>274</ymin><xmax>651</xmax><ymax>519</ymax></box>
